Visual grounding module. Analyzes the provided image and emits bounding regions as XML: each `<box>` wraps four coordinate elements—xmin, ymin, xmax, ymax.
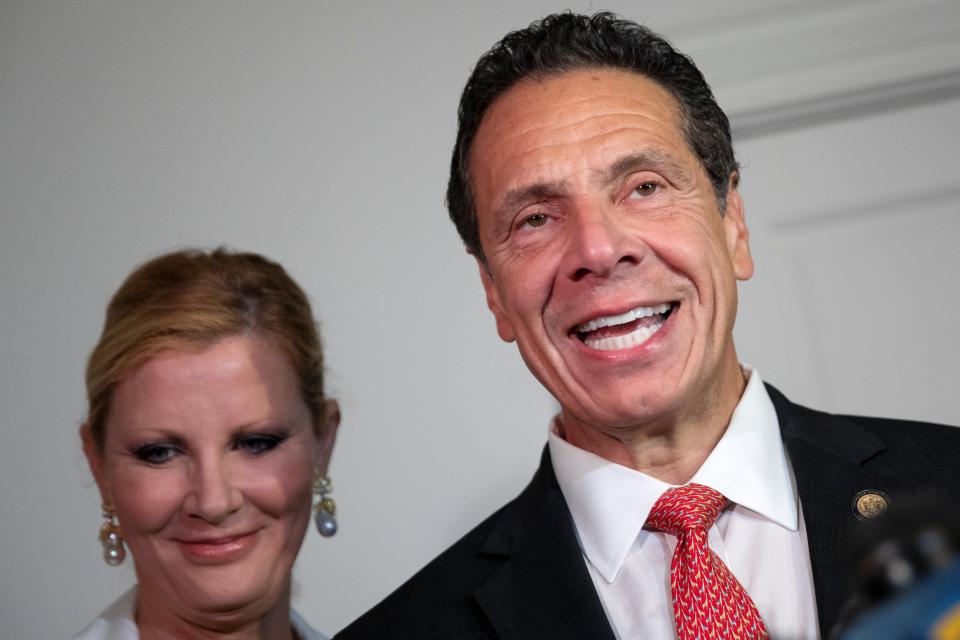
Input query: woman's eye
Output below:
<box><xmin>134</xmin><ymin>444</ymin><xmax>178</xmax><ymax>464</ymax></box>
<box><xmin>236</xmin><ymin>434</ymin><xmax>283</xmax><ymax>455</ymax></box>
<box><xmin>521</xmin><ymin>212</ymin><xmax>548</xmax><ymax>228</ymax></box>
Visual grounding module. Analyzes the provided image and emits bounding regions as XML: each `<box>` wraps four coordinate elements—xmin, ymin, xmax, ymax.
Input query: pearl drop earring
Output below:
<box><xmin>99</xmin><ymin>504</ymin><xmax>125</xmax><ymax>566</ymax></box>
<box><xmin>313</xmin><ymin>473</ymin><xmax>337</xmax><ymax>537</ymax></box>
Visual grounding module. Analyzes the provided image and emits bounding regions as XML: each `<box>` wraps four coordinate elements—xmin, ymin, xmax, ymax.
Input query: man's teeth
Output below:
<box><xmin>575</xmin><ymin>302</ymin><xmax>673</xmax><ymax>351</ymax></box>
<box><xmin>575</xmin><ymin>303</ymin><xmax>672</xmax><ymax>333</ymax></box>
<box><xmin>583</xmin><ymin>315</ymin><xmax>667</xmax><ymax>351</ymax></box>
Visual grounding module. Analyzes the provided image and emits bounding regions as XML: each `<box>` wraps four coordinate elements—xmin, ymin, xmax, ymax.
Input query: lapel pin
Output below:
<box><xmin>852</xmin><ymin>489</ymin><xmax>890</xmax><ymax>520</ymax></box>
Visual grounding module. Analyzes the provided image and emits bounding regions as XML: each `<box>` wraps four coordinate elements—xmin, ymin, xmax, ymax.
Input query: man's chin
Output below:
<box><xmin>560</xmin><ymin>388</ymin><xmax>683</xmax><ymax>434</ymax></box>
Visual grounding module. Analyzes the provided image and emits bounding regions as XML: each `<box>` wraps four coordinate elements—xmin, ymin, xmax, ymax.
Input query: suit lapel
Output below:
<box><xmin>472</xmin><ymin>449</ymin><xmax>616</xmax><ymax>640</ymax></box>
<box><xmin>767</xmin><ymin>384</ymin><xmax>900</xmax><ymax>637</ymax></box>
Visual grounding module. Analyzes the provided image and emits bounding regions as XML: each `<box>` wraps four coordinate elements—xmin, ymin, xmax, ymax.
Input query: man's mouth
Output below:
<box><xmin>573</xmin><ymin>302</ymin><xmax>677</xmax><ymax>351</ymax></box>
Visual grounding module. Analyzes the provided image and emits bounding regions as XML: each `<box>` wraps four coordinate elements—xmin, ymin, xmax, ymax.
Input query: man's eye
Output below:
<box><xmin>521</xmin><ymin>213</ymin><xmax>548</xmax><ymax>228</ymax></box>
<box><xmin>134</xmin><ymin>444</ymin><xmax>178</xmax><ymax>464</ymax></box>
<box><xmin>236</xmin><ymin>434</ymin><xmax>283</xmax><ymax>455</ymax></box>
<box><xmin>633</xmin><ymin>181</ymin><xmax>659</xmax><ymax>197</ymax></box>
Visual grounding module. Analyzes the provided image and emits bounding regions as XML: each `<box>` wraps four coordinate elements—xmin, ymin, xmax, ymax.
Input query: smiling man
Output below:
<box><xmin>338</xmin><ymin>12</ymin><xmax>960</xmax><ymax>640</ymax></box>
<box><xmin>469</xmin><ymin>67</ymin><xmax>752</xmax><ymax>484</ymax></box>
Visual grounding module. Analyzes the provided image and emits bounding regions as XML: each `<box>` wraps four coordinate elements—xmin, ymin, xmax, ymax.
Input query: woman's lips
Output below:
<box><xmin>175</xmin><ymin>531</ymin><xmax>258</xmax><ymax>563</ymax></box>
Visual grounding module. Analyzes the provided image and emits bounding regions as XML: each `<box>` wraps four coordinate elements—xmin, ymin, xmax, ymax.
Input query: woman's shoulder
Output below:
<box><xmin>70</xmin><ymin>586</ymin><xmax>139</xmax><ymax>640</ymax></box>
<box><xmin>291</xmin><ymin>607</ymin><xmax>328</xmax><ymax>640</ymax></box>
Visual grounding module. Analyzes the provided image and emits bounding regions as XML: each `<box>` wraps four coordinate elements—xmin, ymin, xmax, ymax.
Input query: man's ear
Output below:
<box><xmin>476</xmin><ymin>257</ymin><xmax>516</xmax><ymax>343</ymax></box>
<box><xmin>80</xmin><ymin>422</ymin><xmax>110</xmax><ymax>506</ymax></box>
<box><xmin>722</xmin><ymin>174</ymin><xmax>754</xmax><ymax>281</ymax></box>
<box><xmin>313</xmin><ymin>399</ymin><xmax>340</xmax><ymax>474</ymax></box>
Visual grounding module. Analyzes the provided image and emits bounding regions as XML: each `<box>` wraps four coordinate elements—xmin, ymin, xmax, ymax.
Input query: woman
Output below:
<box><xmin>73</xmin><ymin>248</ymin><xmax>340</xmax><ymax>640</ymax></box>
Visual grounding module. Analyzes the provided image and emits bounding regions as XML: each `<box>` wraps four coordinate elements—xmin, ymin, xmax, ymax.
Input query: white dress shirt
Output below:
<box><xmin>549</xmin><ymin>368</ymin><xmax>820</xmax><ymax>639</ymax></box>
<box><xmin>70</xmin><ymin>586</ymin><xmax>327</xmax><ymax>640</ymax></box>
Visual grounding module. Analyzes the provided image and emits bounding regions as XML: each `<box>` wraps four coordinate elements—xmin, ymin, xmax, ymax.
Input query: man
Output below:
<box><xmin>338</xmin><ymin>12</ymin><xmax>960</xmax><ymax>639</ymax></box>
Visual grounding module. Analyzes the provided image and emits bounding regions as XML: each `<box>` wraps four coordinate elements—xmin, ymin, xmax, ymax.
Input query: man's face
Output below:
<box><xmin>470</xmin><ymin>68</ymin><xmax>753</xmax><ymax>435</ymax></box>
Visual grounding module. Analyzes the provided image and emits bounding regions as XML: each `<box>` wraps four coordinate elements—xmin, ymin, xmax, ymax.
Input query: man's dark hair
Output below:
<box><xmin>447</xmin><ymin>11</ymin><xmax>739</xmax><ymax>260</ymax></box>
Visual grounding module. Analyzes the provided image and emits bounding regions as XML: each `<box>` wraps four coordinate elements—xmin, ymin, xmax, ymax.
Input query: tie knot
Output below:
<box><xmin>645</xmin><ymin>483</ymin><xmax>728</xmax><ymax>536</ymax></box>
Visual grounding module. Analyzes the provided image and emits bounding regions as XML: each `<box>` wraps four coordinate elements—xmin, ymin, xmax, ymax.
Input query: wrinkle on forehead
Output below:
<box><xmin>471</xmin><ymin>68</ymin><xmax>711</xmax><ymax>253</ymax></box>
<box><xmin>475</xmin><ymin>69</ymin><xmax>685</xmax><ymax>150</ymax></box>
<box><xmin>478</xmin><ymin>109</ymin><xmax>685</xmax><ymax>173</ymax></box>
<box><xmin>474</xmin><ymin>71</ymin><xmax>692</xmax><ymax>182</ymax></box>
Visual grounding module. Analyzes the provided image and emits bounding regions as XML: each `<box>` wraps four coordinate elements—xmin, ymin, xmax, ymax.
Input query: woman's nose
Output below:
<box><xmin>186</xmin><ymin>456</ymin><xmax>243</xmax><ymax>524</ymax></box>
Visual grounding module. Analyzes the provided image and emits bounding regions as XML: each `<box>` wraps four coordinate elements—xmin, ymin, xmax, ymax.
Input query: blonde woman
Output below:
<box><xmin>73</xmin><ymin>248</ymin><xmax>339</xmax><ymax>640</ymax></box>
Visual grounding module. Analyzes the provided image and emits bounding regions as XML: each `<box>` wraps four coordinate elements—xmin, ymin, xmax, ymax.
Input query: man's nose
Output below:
<box><xmin>187</xmin><ymin>456</ymin><xmax>243</xmax><ymax>524</ymax></box>
<box><xmin>561</xmin><ymin>203</ymin><xmax>637</xmax><ymax>281</ymax></box>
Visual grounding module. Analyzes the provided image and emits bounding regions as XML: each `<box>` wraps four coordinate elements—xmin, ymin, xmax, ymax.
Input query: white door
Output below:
<box><xmin>734</xmin><ymin>97</ymin><xmax>960</xmax><ymax>426</ymax></box>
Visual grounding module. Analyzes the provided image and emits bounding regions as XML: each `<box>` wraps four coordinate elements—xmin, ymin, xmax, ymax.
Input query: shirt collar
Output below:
<box><xmin>548</xmin><ymin>367</ymin><xmax>797</xmax><ymax>584</ymax></box>
<box><xmin>691</xmin><ymin>367</ymin><xmax>798</xmax><ymax>532</ymax></box>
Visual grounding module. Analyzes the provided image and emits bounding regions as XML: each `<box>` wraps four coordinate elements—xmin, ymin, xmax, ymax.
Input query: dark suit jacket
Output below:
<box><xmin>337</xmin><ymin>385</ymin><xmax>960</xmax><ymax>639</ymax></box>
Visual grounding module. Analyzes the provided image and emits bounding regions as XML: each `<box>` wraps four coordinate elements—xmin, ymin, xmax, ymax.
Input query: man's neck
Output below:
<box><xmin>558</xmin><ymin>362</ymin><xmax>748</xmax><ymax>485</ymax></box>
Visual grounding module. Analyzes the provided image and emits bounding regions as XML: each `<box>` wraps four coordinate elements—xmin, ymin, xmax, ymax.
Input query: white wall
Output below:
<box><xmin>1</xmin><ymin>1</ymin><xmax>958</xmax><ymax>637</ymax></box>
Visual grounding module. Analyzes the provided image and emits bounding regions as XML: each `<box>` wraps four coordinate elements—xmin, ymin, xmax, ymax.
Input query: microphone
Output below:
<box><xmin>832</xmin><ymin>494</ymin><xmax>960</xmax><ymax>640</ymax></box>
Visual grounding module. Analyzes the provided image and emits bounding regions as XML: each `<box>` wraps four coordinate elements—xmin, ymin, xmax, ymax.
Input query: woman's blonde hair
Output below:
<box><xmin>85</xmin><ymin>248</ymin><xmax>327</xmax><ymax>451</ymax></box>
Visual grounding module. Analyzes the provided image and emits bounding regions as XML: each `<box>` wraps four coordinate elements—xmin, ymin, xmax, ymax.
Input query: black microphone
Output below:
<box><xmin>832</xmin><ymin>494</ymin><xmax>960</xmax><ymax>640</ymax></box>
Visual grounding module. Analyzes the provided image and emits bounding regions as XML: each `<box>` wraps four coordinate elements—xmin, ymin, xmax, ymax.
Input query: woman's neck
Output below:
<box><xmin>135</xmin><ymin>581</ymin><xmax>295</xmax><ymax>640</ymax></box>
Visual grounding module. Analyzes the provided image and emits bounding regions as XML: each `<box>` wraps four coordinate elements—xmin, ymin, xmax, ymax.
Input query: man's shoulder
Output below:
<box><xmin>335</xmin><ymin>451</ymin><xmax>564</xmax><ymax>640</ymax></box>
<box><xmin>767</xmin><ymin>384</ymin><xmax>960</xmax><ymax>632</ymax></box>
<box><xmin>767</xmin><ymin>383</ymin><xmax>960</xmax><ymax>483</ymax></box>
<box><xmin>831</xmin><ymin>409</ymin><xmax>960</xmax><ymax>481</ymax></box>
<box><xmin>836</xmin><ymin>410</ymin><xmax>960</xmax><ymax>442</ymax></box>
<box><xmin>334</xmin><ymin>502</ymin><xmax>509</xmax><ymax>640</ymax></box>
<box><xmin>767</xmin><ymin>382</ymin><xmax>960</xmax><ymax>443</ymax></box>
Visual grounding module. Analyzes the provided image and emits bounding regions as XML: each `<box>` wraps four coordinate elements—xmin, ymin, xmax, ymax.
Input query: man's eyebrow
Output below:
<box><xmin>498</xmin><ymin>180</ymin><xmax>567</xmax><ymax>218</ymax></box>
<box><xmin>603</xmin><ymin>151</ymin><xmax>690</xmax><ymax>184</ymax></box>
<box><xmin>489</xmin><ymin>151</ymin><xmax>691</xmax><ymax>235</ymax></box>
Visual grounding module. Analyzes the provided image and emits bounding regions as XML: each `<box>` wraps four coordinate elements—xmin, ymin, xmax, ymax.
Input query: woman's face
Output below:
<box><xmin>85</xmin><ymin>335</ymin><xmax>337</xmax><ymax>624</ymax></box>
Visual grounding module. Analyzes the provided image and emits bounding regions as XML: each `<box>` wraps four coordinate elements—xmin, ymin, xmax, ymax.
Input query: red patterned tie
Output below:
<box><xmin>645</xmin><ymin>483</ymin><xmax>768</xmax><ymax>639</ymax></box>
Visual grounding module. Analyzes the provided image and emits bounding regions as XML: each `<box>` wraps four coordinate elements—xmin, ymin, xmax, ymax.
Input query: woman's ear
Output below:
<box><xmin>314</xmin><ymin>399</ymin><xmax>340</xmax><ymax>474</ymax></box>
<box><xmin>80</xmin><ymin>422</ymin><xmax>110</xmax><ymax>506</ymax></box>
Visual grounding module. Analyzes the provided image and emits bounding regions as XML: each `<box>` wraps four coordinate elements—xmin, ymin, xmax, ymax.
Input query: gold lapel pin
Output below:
<box><xmin>851</xmin><ymin>490</ymin><xmax>890</xmax><ymax>520</ymax></box>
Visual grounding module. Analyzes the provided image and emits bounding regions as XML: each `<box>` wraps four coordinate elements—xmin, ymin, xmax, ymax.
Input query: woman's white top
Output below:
<box><xmin>71</xmin><ymin>587</ymin><xmax>327</xmax><ymax>640</ymax></box>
